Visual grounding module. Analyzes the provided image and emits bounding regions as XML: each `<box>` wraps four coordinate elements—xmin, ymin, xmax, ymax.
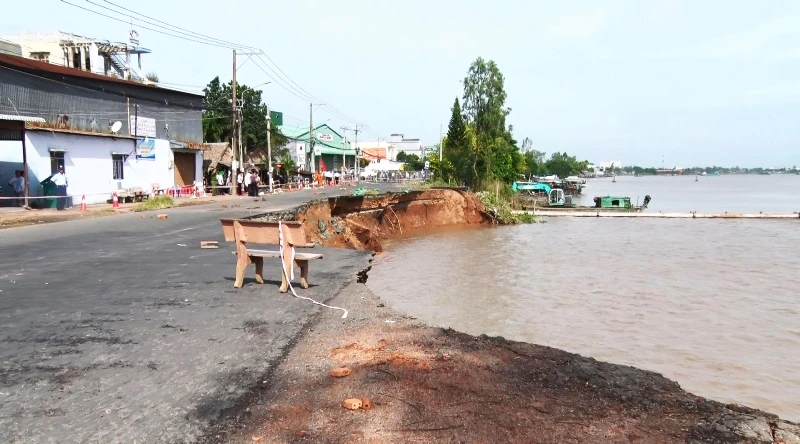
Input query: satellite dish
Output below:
<box><xmin>110</xmin><ymin>121</ymin><xmax>122</xmax><ymax>134</ymax></box>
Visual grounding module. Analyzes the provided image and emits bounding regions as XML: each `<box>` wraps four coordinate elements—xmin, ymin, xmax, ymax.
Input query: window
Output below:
<box><xmin>112</xmin><ymin>154</ymin><xmax>127</xmax><ymax>180</ymax></box>
<box><xmin>30</xmin><ymin>52</ymin><xmax>50</xmax><ymax>63</ymax></box>
<box><xmin>50</xmin><ymin>152</ymin><xmax>65</xmax><ymax>174</ymax></box>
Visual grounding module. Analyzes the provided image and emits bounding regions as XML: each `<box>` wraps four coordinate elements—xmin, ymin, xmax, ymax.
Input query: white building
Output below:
<box><xmin>388</xmin><ymin>134</ymin><xmax>425</xmax><ymax>159</ymax></box>
<box><xmin>1</xmin><ymin>50</ymin><xmax>204</xmax><ymax>207</ymax></box>
<box><xmin>1</xmin><ymin>31</ymin><xmax>152</xmax><ymax>81</ymax></box>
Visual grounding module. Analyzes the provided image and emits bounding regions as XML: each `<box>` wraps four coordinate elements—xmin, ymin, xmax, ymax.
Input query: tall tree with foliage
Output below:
<box><xmin>460</xmin><ymin>57</ymin><xmax>521</xmax><ymax>187</ymax></box>
<box><xmin>544</xmin><ymin>152</ymin><xmax>588</xmax><ymax>178</ymax></box>
<box><xmin>443</xmin><ymin>97</ymin><xmax>471</xmax><ymax>184</ymax></box>
<box><xmin>202</xmin><ymin>76</ymin><xmax>287</xmax><ymax>156</ymax></box>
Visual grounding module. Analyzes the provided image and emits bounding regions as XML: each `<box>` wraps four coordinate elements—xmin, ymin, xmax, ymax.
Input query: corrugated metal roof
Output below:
<box><xmin>0</xmin><ymin>52</ymin><xmax>203</xmax><ymax>98</ymax></box>
<box><xmin>0</xmin><ymin>114</ymin><xmax>45</xmax><ymax>123</ymax></box>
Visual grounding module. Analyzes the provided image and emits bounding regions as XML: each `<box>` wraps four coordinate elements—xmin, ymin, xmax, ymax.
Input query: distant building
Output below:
<box><xmin>598</xmin><ymin>160</ymin><xmax>623</xmax><ymax>170</ymax></box>
<box><xmin>280</xmin><ymin>124</ymin><xmax>356</xmax><ymax>172</ymax></box>
<box><xmin>388</xmin><ymin>134</ymin><xmax>425</xmax><ymax>160</ymax></box>
<box><xmin>2</xmin><ymin>31</ymin><xmax>152</xmax><ymax>82</ymax></box>
<box><xmin>0</xmin><ymin>38</ymin><xmax>22</xmax><ymax>56</ymax></box>
<box><xmin>352</xmin><ymin>140</ymin><xmax>391</xmax><ymax>162</ymax></box>
<box><xmin>0</xmin><ymin>52</ymin><xmax>204</xmax><ymax>206</ymax></box>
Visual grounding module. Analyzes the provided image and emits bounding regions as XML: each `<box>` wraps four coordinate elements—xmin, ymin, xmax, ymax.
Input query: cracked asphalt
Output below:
<box><xmin>0</xmin><ymin>186</ymin><xmax>390</xmax><ymax>443</ymax></box>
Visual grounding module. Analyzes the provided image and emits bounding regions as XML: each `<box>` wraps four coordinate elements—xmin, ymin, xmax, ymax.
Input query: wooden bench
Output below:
<box><xmin>220</xmin><ymin>218</ymin><xmax>323</xmax><ymax>292</ymax></box>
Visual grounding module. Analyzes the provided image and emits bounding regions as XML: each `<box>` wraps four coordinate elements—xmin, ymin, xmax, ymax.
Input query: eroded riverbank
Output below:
<box><xmin>206</xmin><ymin>189</ymin><xmax>798</xmax><ymax>443</ymax></box>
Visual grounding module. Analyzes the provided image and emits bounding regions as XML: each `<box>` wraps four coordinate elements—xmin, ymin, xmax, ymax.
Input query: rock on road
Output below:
<box><xmin>0</xmin><ymin>186</ymin><xmax>392</xmax><ymax>443</ymax></box>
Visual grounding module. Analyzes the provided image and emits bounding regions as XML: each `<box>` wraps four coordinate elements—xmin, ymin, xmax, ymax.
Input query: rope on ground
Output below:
<box><xmin>278</xmin><ymin>220</ymin><xmax>349</xmax><ymax>319</ymax></box>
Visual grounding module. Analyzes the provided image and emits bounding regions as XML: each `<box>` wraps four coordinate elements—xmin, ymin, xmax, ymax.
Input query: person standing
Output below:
<box><xmin>243</xmin><ymin>168</ymin><xmax>252</xmax><ymax>196</ymax></box>
<box><xmin>249</xmin><ymin>169</ymin><xmax>259</xmax><ymax>197</ymax></box>
<box><xmin>216</xmin><ymin>169</ymin><xmax>225</xmax><ymax>195</ymax></box>
<box><xmin>237</xmin><ymin>171</ymin><xmax>244</xmax><ymax>195</ymax></box>
<box><xmin>51</xmin><ymin>166</ymin><xmax>68</xmax><ymax>211</ymax></box>
<box><xmin>7</xmin><ymin>170</ymin><xmax>24</xmax><ymax>207</ymax></box>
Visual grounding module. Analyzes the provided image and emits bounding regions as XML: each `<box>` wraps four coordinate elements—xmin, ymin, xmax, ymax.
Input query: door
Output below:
<box><xmin>173</xmin><ymin>152</ymin><xmax>196</xmax><ymax>186</ymax></box>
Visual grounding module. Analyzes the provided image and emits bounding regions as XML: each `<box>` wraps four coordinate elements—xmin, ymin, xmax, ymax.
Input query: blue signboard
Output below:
<box><xmin>136</xmin><ymin>138</ymin><xmax>155</xmax><ymax>160</ymax></box>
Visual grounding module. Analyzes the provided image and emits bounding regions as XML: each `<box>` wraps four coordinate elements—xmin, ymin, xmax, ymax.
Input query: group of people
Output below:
<box><xmin>2</xmin><ymin>166</ymin><xmax>68</xmax><ymax>210</ymax></box>
<box><xmin>239</xmin><ymin>169</ymin><xmax>261</xmax><ymax>197</ymax></box>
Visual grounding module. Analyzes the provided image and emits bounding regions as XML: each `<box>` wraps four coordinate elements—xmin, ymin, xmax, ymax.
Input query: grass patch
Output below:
<box><xmin>133</xmin><ymin>195</ymin><xmax>175</xmax><ymax>212</ymax></box>
<box><xmin>476</xmin><ymin>180</ymin><xmax>542</xmax><ymax>225</ymax></box>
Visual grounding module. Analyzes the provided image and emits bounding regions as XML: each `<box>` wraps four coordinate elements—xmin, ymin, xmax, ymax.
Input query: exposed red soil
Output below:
<box><xmin>218</xmin><ymin>283</ymin><xmax>799</xmax><ymax>444</ymax></box>
<box><xmin>295</xmin><ymin>189</ymin><xmax>492</xmax><ymax>251</ymax></box>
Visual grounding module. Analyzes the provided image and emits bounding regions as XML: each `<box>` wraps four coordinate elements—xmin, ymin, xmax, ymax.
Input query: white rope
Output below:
<box><xmin>278</xmin><ymin>220</ymin><xmax>349</xmax><ymax>319</ymax></box>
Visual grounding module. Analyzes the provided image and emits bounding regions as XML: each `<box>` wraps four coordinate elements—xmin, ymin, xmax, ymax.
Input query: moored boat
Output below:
<box><xmin>526</xmin><ymin>188</ymin><xmax>652</xmax><ymax>212</ymax></box>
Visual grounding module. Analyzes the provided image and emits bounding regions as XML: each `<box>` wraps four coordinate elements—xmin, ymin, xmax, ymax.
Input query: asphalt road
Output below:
<box><xmin>0</xmin><ymin>186</ymin><xmax>392</xmax><ymax>443</ymax></box>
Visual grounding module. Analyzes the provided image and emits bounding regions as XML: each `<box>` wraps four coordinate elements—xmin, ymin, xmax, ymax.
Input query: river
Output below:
<box><xmin>368</xmin><ymin>174</ymin><xmax>800</xmax><ymax>421</ymax></box>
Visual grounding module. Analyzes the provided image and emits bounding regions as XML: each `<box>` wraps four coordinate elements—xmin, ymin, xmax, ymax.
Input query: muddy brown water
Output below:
<box><xmin>368</xmin><ymin>175</ymin><xmax>800</xmax><ymax>421</ymax></box>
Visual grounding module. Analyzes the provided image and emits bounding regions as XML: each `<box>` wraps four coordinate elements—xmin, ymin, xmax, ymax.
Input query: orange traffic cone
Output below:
<box><xmin>80</xmin><ymin>194</ymin><xmax>87</xmax><ymax>212</ymax></box>
<box><xmin>112</xmin><ymin>191</ymin><xmax>119</xmax><ymax>208</ymax></box>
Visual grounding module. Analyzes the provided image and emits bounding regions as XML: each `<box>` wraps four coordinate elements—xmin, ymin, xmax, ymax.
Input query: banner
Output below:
<box><xmin>130</xmin><ymin>116</ymin><xmax>157</xmax><ymax>138</ymax></box>
<box><xmin>136</xmin><ymin>138</ymin><xmax>156</xmax><ymax>160</ymax></box>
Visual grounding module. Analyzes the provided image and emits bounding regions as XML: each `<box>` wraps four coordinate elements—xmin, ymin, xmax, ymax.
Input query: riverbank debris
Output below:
<box><xmin>200</xmin><ymin>240</ymin><xmax>219</xmax><ymax>249</ymax></box>
<box><xmin>342</xmin><ymin>398</ymin><xmax>362</xmax><ymax>410</ymax></box>
<box><xmin>330</xmin><ymin>367</ymin><xmax>352</xmax><ymax>378</ymax></box>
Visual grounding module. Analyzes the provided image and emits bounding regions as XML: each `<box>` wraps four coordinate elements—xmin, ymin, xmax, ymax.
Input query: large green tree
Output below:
<box><xmin>202</xmin><ymin>76</ymin><xmax>287</xmax><ymax>154</ymax></box>
<box><xmin>443</xmin><ymin>97</ymin><xmax>471</xmax><ymax>184</ymax></box>
<box><xmin>544</xmin><ymin>152</ymin><xmax>588</xmax><ymax>178</ymax></box>
<box><xmin>460</xmin><ymin>57</ymin><xmax>521</xmax><ymax>187</ymax></box>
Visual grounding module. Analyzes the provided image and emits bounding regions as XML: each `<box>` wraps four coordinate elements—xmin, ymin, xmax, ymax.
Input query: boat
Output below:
<box><xmin>525</xmin><ymin>188</ymin><xmax>652</xmax><ymax>212</ymax></box>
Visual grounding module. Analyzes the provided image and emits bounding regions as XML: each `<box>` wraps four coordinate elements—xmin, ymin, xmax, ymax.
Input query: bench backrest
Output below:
<box><xmin>220</xmin><ymin>219</ymin><xmax>311</xmax><ymax>247</ymax></box>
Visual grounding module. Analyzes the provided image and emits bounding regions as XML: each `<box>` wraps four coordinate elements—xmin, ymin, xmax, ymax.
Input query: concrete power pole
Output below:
<box><xmin>231</xmin><ymin>50</ymin><xmax>238</xmax><ymax>194</ymax></box>
<box><xmin>309</xmin><ymin>103</ymin><xmax>315</xmax><ymax>174</ymax></box>
<box><xmin>266</xmin><ymin>105</ymin><xmax>272</xmax><ymax>193</ymax></box>
<box><xmin>354</xmin><ymin>125</ymin><xmax>361</xmax><ymax>180</ymax></box>
<box><xmin>439</xmin><ymin>123</ymin><xmax>443</xmax><ymax>161</ymax></box>
<box><xmin>340</xmin><ymin>126</ymin><xmax>351</xmax><ymax>174</ymax></box>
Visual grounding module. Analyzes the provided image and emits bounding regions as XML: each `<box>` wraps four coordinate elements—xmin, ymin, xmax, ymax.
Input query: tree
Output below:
<box><xmin>443</xmin><ymin>97</ymin><xmax>471</xmax><ymax>184</ymax></box>
<box><xmin>145</xmin><ymin>72</ymin><xmax>159</xmax><ymax>83</ymax></box>
<box><xmin>461</xmin><ymin>57</ymin><xmax>514</xmax><ymax>187</ymax></box>
<box><xmin>201</xmin><ymin>76</ymin><xmax>287</xmax><ymax>158</ymax></box>
<box><xmin>544</xmin><ymin>152</ymin><xmax>588</xmax><ymax>178</ymax></box>
<box><xmin>397</xmin><ymin>152</ymin><xmax>424</xmax><ymax>171</ymax></box>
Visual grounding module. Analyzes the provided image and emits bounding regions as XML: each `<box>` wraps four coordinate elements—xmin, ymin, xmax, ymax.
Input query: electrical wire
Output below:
<box><xmin>62</xmin><ymin>0</ymin><xmax>380</xmax><ymax>136</ymax></box>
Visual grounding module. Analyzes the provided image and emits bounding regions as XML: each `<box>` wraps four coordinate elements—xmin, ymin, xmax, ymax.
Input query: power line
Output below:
<box><xmin>61</xmin><ymin>0</ymin><xmax>379</xmax><ymax>133</ymax></box>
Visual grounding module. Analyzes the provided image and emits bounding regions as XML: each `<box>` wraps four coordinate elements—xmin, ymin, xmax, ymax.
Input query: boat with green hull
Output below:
<box><xmin>523</xmin><ymin>188</ymin><xmax>651</xmax><ymax>212</ymax></box>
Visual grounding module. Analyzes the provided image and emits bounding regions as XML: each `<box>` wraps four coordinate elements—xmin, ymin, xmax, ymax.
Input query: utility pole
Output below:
<box><xmin>309</xmin><ymin>102</ymin><xmax>315</xmax><ymax>174</ymax></box>
<box><xmin>238</xmin><ymin>99</ymin><xmax>243</xmax><ymax>181</ymax></box>
<box><xmin>354</xmin><ymin>125</ymin><xmax>361</xmax><ymax>180</ymax></box>
<box><xmin>266</xmin><ymin>105</ymin><xmax>272</xmax><ymax>193</ymax></box>
<box><xmin>439</xmin><ymin>123</ymin><xmax>443</xmax><ymax>161</ymax></box>
<box><xmin>231</xmin><ymin>49</ymin><xmax>239</xmax><ymax>194</ymax></box>
<box><xmin>340</xmin><ymin>126</ymin><xmax>351</xmax><ymax>174</ymax></box>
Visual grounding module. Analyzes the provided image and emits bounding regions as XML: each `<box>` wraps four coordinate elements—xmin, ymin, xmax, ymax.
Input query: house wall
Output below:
<box><xmin>0</xmin><ymin>63</ymin><xmax>203</xmax><ymax>142</ymax></box>
<box><xmin>1</xmin><ymin>131</ymin><xmax>201</xmax><ymax>205</ymax></box>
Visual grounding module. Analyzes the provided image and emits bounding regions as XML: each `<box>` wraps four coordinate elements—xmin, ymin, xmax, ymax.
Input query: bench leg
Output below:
<box><xmin>279</xmin><ymin>249</ymin><xmax>292</xmax><ymax>293</ymax></box>
<box><xmin>296</xmin><ymin>260</ymin><xmax>309</xmax><ymax>289</ymax></box>
<box><xmin>234</xmin><ymin>258</ymin><xmax>247</xmax><ymax>288</ymax></box>
<box><xmin>253</xmin><ymin>257</ymin><xmax>264</xmax><ymax>284</ymax></box>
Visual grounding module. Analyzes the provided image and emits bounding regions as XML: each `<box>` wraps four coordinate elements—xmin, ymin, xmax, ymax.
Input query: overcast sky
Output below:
<box><xmin>6</xmin><ymin>0</ymin><xmax>800</xmax><ymax>167</ymax></box>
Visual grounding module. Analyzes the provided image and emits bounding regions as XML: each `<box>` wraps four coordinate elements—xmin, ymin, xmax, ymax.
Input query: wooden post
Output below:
<box><xmin>21</xmin><ymin>124</ymin><xmax>29</xmax><ymax>208</ymax></box>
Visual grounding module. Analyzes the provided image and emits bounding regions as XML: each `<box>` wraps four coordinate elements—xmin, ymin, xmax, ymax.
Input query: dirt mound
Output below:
<box><xmin>249</xmin><ymin>189</ymin><xmax>493</xmax><ymax>251</ymax></box>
